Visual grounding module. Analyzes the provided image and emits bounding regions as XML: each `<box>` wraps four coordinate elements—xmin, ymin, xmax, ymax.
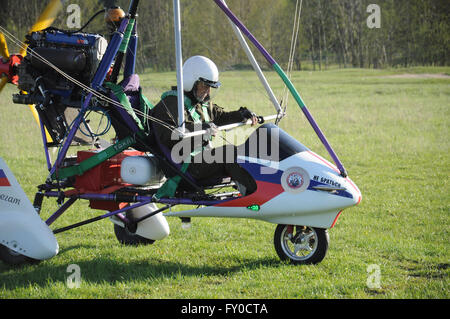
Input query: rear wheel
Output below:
<box><xmin>113</xmin><ymin>224</ymin><xmax>155</xmax><ymax>246</ymax></box>
<box><xmin>0</xmin><ymin>244</ymin><xmax>39</xmax><ymax>266</ymax></box>
<box><xmin>274</xmin><ymin>224</ymin><xmax>329</xmax><ymax>265</ymax></box>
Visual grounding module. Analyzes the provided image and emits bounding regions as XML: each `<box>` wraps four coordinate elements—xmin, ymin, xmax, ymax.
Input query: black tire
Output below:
<box><xmin>0</xmin><ymin>244</ymin><xmax>39</xmax><ymax>266</ymax></box>
<box><xmin>113</xmin><ymin>224</ymin><xmax>155</xmax><ymax>246</ymax></box>
<box><xmin>274</xmin><ymin>224</ymin><xmax>329</xmax><ymax>265</ymax></box>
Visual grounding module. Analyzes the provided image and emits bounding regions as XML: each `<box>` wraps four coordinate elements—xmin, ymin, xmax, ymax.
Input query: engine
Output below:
<box><xmin>13</xmin><ymin>29</ymin><xmax>108</xmax><ymax>146</ymax></box>
<box><xmin>17</xmin><ymin>29</ymin><xmax>107</xmax><ymax>94</ymax></box>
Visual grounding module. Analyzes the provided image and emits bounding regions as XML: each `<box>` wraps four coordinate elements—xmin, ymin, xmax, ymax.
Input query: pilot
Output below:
<box><xmin>151</xmin><ymin>55</ymin><xmax>257</xmax><ymax>195</ymax></box>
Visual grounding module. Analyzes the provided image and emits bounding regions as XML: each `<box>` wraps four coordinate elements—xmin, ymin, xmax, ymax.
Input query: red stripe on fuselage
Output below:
<box><xmin>215</xmin><ymin>180</ymin><xmax>284</xmax><ymax>207</ymax></box>
<box><xmin>0</xmin><ymin>178</ymin><xmax>10</xmax><ymax>186</ymax></box>
<box><xmin>330</xmin><ymin>210</ymin><xmax>342</xmax><ymax>228</ymax></box>
<box><xmin>307</xmin><ymin>151</ymin><xmax>340</xmax><ymax>173</ymax></box>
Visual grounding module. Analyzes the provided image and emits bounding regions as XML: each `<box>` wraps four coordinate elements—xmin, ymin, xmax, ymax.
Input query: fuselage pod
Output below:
<box><xmin>0</xmin><ymin>158</ymin><xmax>59</xmax><ymax>260</ymax></box>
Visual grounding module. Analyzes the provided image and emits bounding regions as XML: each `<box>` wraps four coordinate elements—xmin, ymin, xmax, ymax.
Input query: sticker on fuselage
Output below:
<box><xmin>281</xmin><ymin>167</ymin><xmax>310</xmax><ymax>194</ymax></box>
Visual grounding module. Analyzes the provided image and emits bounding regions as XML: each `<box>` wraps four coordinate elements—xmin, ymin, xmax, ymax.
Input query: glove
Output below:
<box><xmin>239</xmin><ymin>107</ymin><xmax>258</xmax><ymax>125</ymax></box>
<box><xmin>203</xmin><ymin>122</ymin><xmax>218</xmax><ymax>141</ymax></box>
<box><xmin>239</xmin><ymin>107</ymin><xmax>256</xmax><ymax>120</ymax></box>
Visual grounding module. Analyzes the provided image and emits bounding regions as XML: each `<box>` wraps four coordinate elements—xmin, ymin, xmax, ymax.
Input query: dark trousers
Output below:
<box><xmin>187</xmin><ymin>145</ymin><xmax>256</xmax><ymax>193</ymax></box>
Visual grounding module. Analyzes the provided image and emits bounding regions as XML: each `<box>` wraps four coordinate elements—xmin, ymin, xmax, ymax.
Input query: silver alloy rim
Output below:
<box><xmin>280</xmin><ymin>226</ymin><xmax>318</xmax><ymax>261</ymax></box>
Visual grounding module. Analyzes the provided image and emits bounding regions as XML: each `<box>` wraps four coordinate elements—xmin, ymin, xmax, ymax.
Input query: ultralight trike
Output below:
<box><xmin>0</xmin><ymin>0</ymin><xmax>361</xmax><ymax>266</ymax></box>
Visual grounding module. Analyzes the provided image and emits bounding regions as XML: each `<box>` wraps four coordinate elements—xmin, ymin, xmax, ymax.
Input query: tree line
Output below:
<box><xmin>1</xmin><ymin>0</ymin><xmax>448</xmax><ymax>71</ymax></box>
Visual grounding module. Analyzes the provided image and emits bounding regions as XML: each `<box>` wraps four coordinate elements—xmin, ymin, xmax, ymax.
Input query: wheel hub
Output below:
<box><xmin>282</xmin><ymin>227</ymin><xmax>318</xmax><ymax>260</ymax></box>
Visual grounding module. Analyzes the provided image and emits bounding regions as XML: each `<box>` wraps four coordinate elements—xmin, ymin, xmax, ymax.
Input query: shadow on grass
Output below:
<box><xmin>0</xmin><ymin>247</ymin><xmax>281</xmax><ymax>290</ymax></box>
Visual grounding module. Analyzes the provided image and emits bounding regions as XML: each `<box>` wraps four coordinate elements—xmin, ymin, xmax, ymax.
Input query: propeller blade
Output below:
<box><xmin>20</xmin><ymin>0</ymin><xmax>63</xmax><ymax>56</ymax></box>
<box><xmin>29</xmin><ymin>0</ymin><xmax>63</xmax><ymax>33</ymax></box>
<box><xmin>28</xmin><ymin>104</ymin><xmax>53</xmax><ymax>143</ymax></box>
<box><xmin>27</xmin><ymin>104</ymin><xmax>53</xmax><ymax>143</ymax></box>
<box><xmin>0</xmin><ymin>76</ymin><xmax>8</xmax><ymax>93</ymax></box>
<box><xmin>29</xmin><ymin>104</ymin><xmax>53</xmax><ymax>142</ymax></box>
<box><xmin>0</xmin><ymin>32</ymin><xmax>10</xmax><ymax>59</ymax></box>
<box><xmin>28</xmin><ymin>104</ymin><xmax>43</xmax><ymax>128</ymax></box>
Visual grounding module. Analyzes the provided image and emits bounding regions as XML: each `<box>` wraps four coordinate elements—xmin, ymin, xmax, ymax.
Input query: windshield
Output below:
<box><xmin>239</xmin><ymin>123</ymin><xmax>309</xmax><ymax>162</ymax></box>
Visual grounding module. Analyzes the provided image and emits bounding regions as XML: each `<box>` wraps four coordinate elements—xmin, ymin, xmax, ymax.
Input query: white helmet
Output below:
<box><xmin>182</xmin><ymin>55</ymin><xmax>221</xmax><ymax>92</ymax></box>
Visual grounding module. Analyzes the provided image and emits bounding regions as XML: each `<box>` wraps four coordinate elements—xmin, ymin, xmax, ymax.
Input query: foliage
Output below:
<box><xmin>0</xmin><ymin>0</ymin><xmax>448</xmax><ymax>71</ymax></box>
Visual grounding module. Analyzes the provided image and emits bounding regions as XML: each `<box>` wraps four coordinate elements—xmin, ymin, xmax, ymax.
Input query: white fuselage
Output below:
<box><xmin>165</xmin><ymin>150</ymin><xmax>361</xmax><ymax>229</ymax></box>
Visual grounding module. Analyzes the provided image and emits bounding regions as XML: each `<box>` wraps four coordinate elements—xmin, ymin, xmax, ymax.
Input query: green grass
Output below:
<box><xmin>0</xmin><ymin>67</ymin><xmax>449</xmax><ymax>299</ymax></box>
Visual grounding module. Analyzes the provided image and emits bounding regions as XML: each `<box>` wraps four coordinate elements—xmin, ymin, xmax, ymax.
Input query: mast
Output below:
<box><xmin>173</xmin><ymin>0</ymin><xmax>185</xmax><ymax>134</ymax></box>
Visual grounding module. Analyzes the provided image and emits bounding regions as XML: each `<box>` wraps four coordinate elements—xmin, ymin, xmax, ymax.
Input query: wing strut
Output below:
<box><xmin>213</xmin><ymin>0</ymin><xmax>347</xmax><ymax>177</ymax></box>
<box><xmin>222</xmin><ymin>0</ymin><xmax>282</xmax><ymax>116</ymax></box>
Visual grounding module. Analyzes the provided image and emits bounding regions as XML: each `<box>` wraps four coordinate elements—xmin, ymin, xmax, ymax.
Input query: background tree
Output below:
<box><xmin>0</xmin><ymin>0</ymin><xmax>448</xmax><ymax>71</ymax></box>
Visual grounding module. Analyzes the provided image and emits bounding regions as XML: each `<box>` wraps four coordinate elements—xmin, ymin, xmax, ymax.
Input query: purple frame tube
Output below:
<box><xmin>124</xmin><ymin>22</ymin><xmax>138</xmax><ymax>79</ymax></box>
<box><xmin>51</xmin><ymin>200</ymin><xmax>153</xmax><ymax>234</ymax></box>
<box><xmin>95</xmin><ymin>200</ymin><xmax>151</xmax><ymax>223</ymax></box>
<box><xmin>213</xmin><ymin>0</ymin><xmax>275</xmax><ymax>65</ymax></box>
<box><xmin>45</xmin><ymin>197</ymin><xmax>77</xmax><ymax>226</ymax></box>
<box><xmin>44</xmin><ymin>197</ymin><xmax>131</xmax><ymax>227</ymax></box>
<box><xmin>43</xmin><ymin>191</ymin><xmax>225</xmax><ymax>207</ymax></box>
<box><xmin>44</xmin><ymin>194</ymin><xmax>157</xmax><ymax>228</ymax></box>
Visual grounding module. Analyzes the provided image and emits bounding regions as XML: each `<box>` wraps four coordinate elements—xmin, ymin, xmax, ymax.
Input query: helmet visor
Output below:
<box><xmin>199</xmin><ymin>77</ymin><xmax>221</xmax><ymax>89</ymax></box>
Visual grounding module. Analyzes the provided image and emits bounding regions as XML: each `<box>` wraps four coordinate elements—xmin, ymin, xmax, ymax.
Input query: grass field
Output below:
<box><xmin>0</xmin><ymin>67</ymin><xmax>448</xmax><ymax>299</ymax></box>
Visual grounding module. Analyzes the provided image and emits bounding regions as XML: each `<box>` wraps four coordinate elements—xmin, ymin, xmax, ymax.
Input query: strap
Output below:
<box><xmin>154</xmin><ymin>160</ymin><xmax>190</xmax><ymax>199</ymax></box>
<box><xmin>187</xmin><ymin>104</ymin><xmax>202</xmax><ymax>124</ymax></box>
<box><xmin>201</xmin><ymin>104</ymin><xmax>210</xmax><ymax>123</ymax></box>
<box><xmin>118</xmin><ymin>19</ymin><xmax>135</xmax><ymax>54</ymax></box>
<box><xmin>105</xmin><ymin>81</ymin><xmax>145</xmax><ymax>132</ymax></box>
<box><xmin>139</xmin><ymin>87</ymin><xmax>154</xmax><ymax>112</ymax></box>
<box><xmin>52</xmin><ymin>135</ymin><xmax>136</xmax><ymax>180</ymax></box>
<box><xmin>138</xmin><ymin>87</ymin><xmax>154</xmax><ymax>131</ymax></box>
<box><xmin>161</xmin><ymin>90</ymin><xmax>210</xmax><ymax>124</ymax></box>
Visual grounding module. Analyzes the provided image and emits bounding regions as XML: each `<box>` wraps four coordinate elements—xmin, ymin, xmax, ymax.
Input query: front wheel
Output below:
<box><xmin>274</xmin><ymin>224</ymin><xmax>329</xmax><ymax>265</ymax></box>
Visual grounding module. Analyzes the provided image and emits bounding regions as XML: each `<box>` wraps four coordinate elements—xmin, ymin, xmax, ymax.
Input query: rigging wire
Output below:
<box><xmin>276</xmin><ymin>0</ymin><xmax>302</xmax><ymax>125</ymax></box>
